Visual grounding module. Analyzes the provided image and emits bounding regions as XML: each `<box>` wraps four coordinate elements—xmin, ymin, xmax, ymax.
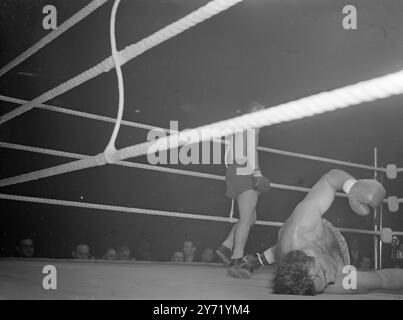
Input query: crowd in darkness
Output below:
<box><xmin>11</xmin><ymin>236</ymin><xmax>222</xmax><ymax>263</ymax></box>
<box><xmin>14</xmin><ymin>238</ymin><xmax>137</xmax><ymax>261</ymax></box>
<box><xmin>9</xmin><ymin>234</ymin><xmax>403</xmax><ymax>269</ymax></box>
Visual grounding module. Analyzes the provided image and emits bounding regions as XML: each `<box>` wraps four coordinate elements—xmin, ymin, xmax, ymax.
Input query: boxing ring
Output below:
<box><xmin>1</xmin><ymin>259</ymin><xmax>402</xmax><ymax>300</ymax></box>
<box><xmin>1</xmin><ymin>0</ymin><xmax>403</xmax><ymax>299</ymax></box>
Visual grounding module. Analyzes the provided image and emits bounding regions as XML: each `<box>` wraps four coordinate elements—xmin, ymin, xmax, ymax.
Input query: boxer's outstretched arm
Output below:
<box><xmin>301</xmin><ymin>169</ymin><xmax>353</xmax><ymax>214</ymax></box>
<box><xmin>373</xmin><ymin>269</ymin><xmax>403</xmax><ymax>291</ymax></box>
<box><xmin>291</xmin><ymin>169</ymin><xmax>353</xmax><ymax>232</ymax></box>
<box><xmin>325</xmin><ymin>269</ymin><xmax>403</xmax><ymax>294</ymax></box>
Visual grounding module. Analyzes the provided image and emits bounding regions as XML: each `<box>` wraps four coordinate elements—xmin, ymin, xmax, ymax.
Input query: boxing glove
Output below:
<box><xmin>346</xmin><ymin>179</ymin><xmax>386</xmax><ymax>216</ymax></box>
<box><xmin>252</xmin><ymin>170</ymin><xmax>270</xmax><ymax>193</ymax></box>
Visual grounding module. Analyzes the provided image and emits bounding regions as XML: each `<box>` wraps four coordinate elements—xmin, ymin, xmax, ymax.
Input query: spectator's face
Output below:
<box><xmin>171</xmin><ymin>252</ymin><xmax>184</xmax><ymax>262</ymax></box>
<box><xmin>74</xmin><ymin>245</ymin><xmax>90</xmax><ymax>259</ymax></box>
<box><xmin>351</xmin><ymin>239</ymin><xmax>359</xmax><ymax>251</ymax></box>
<box><xmin>183</xmin><ymin>241</ymin><xmax>195</xmax><ymax>257</ymax></box>
<box><xmin>201</xmin><ymin>249</ymin><xmax>214</xmax><ymax>263</ymax></box>
<box><xmin>359</xmin><ymin>257</ymin><xmax>371</xmax><ymax>269</ymax></box>
<box><xmin>104</xmin><ymin>248</ymin><xmax>117</xmax><ymax>260</ymax></box>
<box><xmin>118</xmin><ymin>248</ymin><xmax>131</xmax><ymax>260</ymax></box>
<box><xmin>18</xmin><ymin>239</ymin><xmax>34</xmax><ymax>258</ymax></box>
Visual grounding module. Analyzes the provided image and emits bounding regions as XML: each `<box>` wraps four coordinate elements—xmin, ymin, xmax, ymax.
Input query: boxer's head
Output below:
<box><xmin>244</xmin><ymin>101</ymin><xmax>265</xmax><ymax>114</ymax></box>
<box><xmin>272</xmin><ymin>250</ymin><xmax>317</xmax><ymax>295</ymax></box>
<box><xmin>273</xmin><ymin>249</ymin><xmax>338</xmax><ymax>295</ymax></box>
<box><xmin>307</xmin><ymin>249</ymin><xmax>338</xmax><ymax>293</ymax></box>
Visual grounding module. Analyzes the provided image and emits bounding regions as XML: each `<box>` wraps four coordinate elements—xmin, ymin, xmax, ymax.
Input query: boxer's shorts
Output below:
<box><xmin>225</xmin><ymin>164</ymin><xmax>254</xmax><ymax>199</ymax></box>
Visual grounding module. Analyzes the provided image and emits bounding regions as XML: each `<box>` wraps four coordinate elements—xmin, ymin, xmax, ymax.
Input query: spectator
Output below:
<box><xmin>390</xmin><ymin>236</ymin><xmax>402</xmax><ymax>267</ymax></box>
<box><xmin>171</xmin><ymin>251</ymin><xmax>185</xmax><ymax>262</ymax></box>
<box><xmin>72</xmin><ymin>244</ymin><xmax>91</xmax><ymax>259</ymax></box>
<box><xmin>349</xmin><ymin>238</ymin><xmax>360</xmax><ymax>266</ymax></box>
<box><xmin>398</xmin><ymin>243</ymin><xmax>403</xmax><ymax>259</ymax></box>
<box><xmin>200</xmin><ymin>248</ymin><xmax>214</xmax><ymax>263</ymax></box>
<box><xmin>16</xmin><ymin>238</ymin><xmax>34</xmax><ymax>258</ymax></box>
<box><xmin>117</xmin><ymin>245</ymin><xmax>134</xmax><ymax>260</ymax></box>
<box><xmin>183</xmin><ymin>240</ymin><xmax>196</xmax><ymax>262</ymax></box>
<box><xmin>358</xmin><ymin>254</ymin><xmax>372</xmax><ymax>270</ymax></box>
<box><xmin>137</xmin><ymin>241</ymin><xmax>153</xmax><ymax>261</ymax></box>
<box><xmin>394</xmin><ymin>242</ymin><xmax>403</xmax><ymax>268</ymax></box>
<box><xmin>102</xmin><ymin>247</ymin><xmax>117</xmax><ymax>260</ymax></box>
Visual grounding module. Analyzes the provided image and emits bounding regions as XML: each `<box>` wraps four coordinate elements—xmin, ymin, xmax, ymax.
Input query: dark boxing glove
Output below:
<box><xmin>252</xmin><ymin>170</ymin><xmax>270</xmax><ymax>193</ymax></box>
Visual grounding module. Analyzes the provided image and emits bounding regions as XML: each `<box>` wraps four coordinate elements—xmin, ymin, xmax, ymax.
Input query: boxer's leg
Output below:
<box><xmin>219</xmin><ymin>163</ymin><xmax>255</xmax><ymax>265</ymax></box>
<box><xmin>231</xmin><ymin>189</ymin><xmax>258</xmax><ymax>260</ymax></box>
<box><xmin>221</xmin><ymin>224</ymin><xmax>236</xmax><ymax>250</ymax></box>
<box><xmin>216</xmin><ymin>224</ymin><xmax>236</xmax><ymax>265</ymax></box>
<box><xmin>222</xmin><ymin>209</ymin><xmax>256</xmax><ymax>250</ymax></box>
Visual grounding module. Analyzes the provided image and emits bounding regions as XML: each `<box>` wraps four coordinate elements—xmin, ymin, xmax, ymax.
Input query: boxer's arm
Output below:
<box><xmin>302</xmin><ymin>169</ymin><xmax>353</xmax><ymax>214</ymax></box>
<box><xmin>325</xmin><ymin>269</ymin><xmax>403</xmax><ymax>294</ymax></box>
<box><xmin>290</xmin><ymin>169</ymin><xmax>353</xmax><ymax>232</ymax></box>
<box><xmin>371</xmin><ymin>269</ymin><xmax>403</xmax><ymax>291</ymax></box>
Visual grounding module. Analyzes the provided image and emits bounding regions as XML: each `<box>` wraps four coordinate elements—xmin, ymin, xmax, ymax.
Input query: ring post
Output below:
<box><xmin>373</xmin><ymin>147</ymin><xmax>379</xmax><ymax>270</ymax></box>
<box><xmin>379</xmin><ymin>195</ymin><xmax>383</xmax><ymax>269</ymax></box>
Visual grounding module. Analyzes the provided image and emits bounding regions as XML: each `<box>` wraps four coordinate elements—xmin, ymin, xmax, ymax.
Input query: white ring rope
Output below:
<box><xmin>0</xmin><ymin>94</ymin><xmax>393</xmax><ymax>173</ymax></box>
<box><xmin>0</xmin><ymin>0</ymin><xmax>245</xmax><ymax>125</ymax></box>
<box><xmin>0</xmin><ymin>141</ymin><xmax>225</xmax><ymax>181</ymax></box>
<box><xmin>2</xmin><ymin>193</ymin><xmax>399</xmax><ymax>236</ymax></box>
<box><xmin>2</xmin><ymin>141</ymin><xmax>398</xmax><ymax>206</ymax></box>
<box><xmin>104</xmin><ymin>0</ymin><xmax>124</xmax><ymax>163</ymax></box>
<box><xmin>0</xmin><ymin>0</ymin><xmax>109</xmax><ymax>78</ymax></box>
<box><xmin>1</xmin><ymin>69</ymin><xmax>403</xmax><ymax>188</ymax></box>
<box><xmin>257</xmin><ymin>146</ymin><xmax>387</xmax><ymax>172</ymax></box>
<box><xmin>0</xmin><ymin>95</ymin><xmax>176</xmax><ymax>132</ymax></box>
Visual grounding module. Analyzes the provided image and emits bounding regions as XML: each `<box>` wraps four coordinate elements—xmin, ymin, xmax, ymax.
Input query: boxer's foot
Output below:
<box><xmin>227</xmin><ymin>255</ymin><xmax>263</xmax><ymax>279</ymax></box>
<box><xmin>216</xmin><ymin>245</ymin><xmax>232</xmax><ymax>266</ymax></box>
<box><xmin>227</xmin><ymin>257</ymin><xmax>247</xmax><ymax>278</ymax></box>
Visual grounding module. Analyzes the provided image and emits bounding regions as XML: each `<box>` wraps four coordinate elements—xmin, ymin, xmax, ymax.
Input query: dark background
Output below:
<box><xmin>0</xmin><ymin>0</ymin><xmax>402</xmax><ymax>263</ymax></box>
